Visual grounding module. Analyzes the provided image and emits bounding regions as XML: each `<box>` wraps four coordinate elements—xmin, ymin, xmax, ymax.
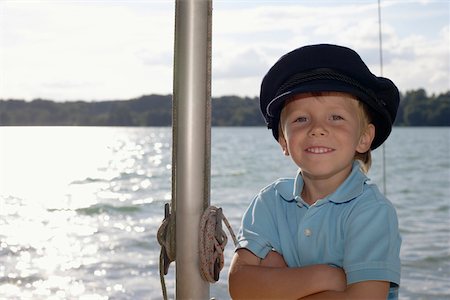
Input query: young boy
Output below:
<box><xmin>228</xmin><ymin>44</ymin><xmax>401</xmax><ymax>299</ymax></box>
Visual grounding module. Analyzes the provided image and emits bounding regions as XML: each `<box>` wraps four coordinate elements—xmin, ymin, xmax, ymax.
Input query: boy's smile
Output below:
<box><xmin>304</xmin><ymin>146</ymin><xmax>334</xmax><ymax>154</ymax></box>
<box><xmin>278</xmin><ymin>92</ymin><xmax>374</xmax><ymax>200</ymax></box>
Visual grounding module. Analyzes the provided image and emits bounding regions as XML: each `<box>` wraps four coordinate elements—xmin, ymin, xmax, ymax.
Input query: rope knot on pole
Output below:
<box><xmin>199</xmin><ymin>206</ymin><xmax>238</xmax><ymax>283</ymax></box>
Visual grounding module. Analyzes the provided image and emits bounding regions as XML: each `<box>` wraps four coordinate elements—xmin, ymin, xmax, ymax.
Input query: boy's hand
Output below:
<box><xmin>324</xmin><ymin>265</ymin><xmax>347</xmax><ymax>292</ymax></box>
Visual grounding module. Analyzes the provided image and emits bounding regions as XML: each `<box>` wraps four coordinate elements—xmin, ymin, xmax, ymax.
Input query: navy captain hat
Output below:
<box><xmin>260</xmin><ymin>43</ymin><xmax>400</xmax><ymax>150</ymax></box>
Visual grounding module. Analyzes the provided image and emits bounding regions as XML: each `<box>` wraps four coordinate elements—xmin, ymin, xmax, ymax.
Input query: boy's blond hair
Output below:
<box><xmin>354</xmin><ymin>101</ymin><xmax>372</xmax><ymax>173</ymax></box>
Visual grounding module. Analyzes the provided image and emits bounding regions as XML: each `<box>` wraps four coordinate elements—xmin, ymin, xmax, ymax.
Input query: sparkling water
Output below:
<box><xmin>0</xmin><ymin>127</ymin><xmax>449</xmax><ymax>299</ymax></box>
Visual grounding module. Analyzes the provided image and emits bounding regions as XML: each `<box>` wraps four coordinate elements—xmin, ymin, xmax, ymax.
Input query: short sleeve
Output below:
<box><xmin>236</xmin><ymin>189</ymin><xmax>281</xmax><ymax>259</ymax></box>
<box><xmin>343</xmin><ymin>197</ymin><xmax>401</xmax><ymax>286</ymax></box>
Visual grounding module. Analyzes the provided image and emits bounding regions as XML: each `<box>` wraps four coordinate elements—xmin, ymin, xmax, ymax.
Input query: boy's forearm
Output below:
<box><xmin>229</xmin><ymin>264</ymin><xmax>345</xmax><ymax>300</ymax></box>
<box><xmin>298</xmin><ymin>280</ymin><xmax>390</xmax><ymax>300</ymax></box>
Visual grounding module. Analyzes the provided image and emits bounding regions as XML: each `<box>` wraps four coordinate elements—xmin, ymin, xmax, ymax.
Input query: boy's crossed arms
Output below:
<box><xmin>229</xmin><ymin>249</ymin><xmax>389</xmax><ymax>299</ymax></box>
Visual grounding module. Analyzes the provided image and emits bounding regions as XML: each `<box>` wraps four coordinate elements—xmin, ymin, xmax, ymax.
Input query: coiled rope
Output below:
<box><xmin>157</xmin><ymin>204</ymin><xmax>237</xmax><ymax>300</ymax></box>
<box><xmin>199</xmin><ymin>206</ymin><xmax>238</xmax><ymax>283</ymax></box>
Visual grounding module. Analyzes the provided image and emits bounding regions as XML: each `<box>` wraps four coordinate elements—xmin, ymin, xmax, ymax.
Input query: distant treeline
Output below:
<box><xmin>0</xmin><ymin>89</ymin><xmax>449</xmax><ymax>126</ymax></box>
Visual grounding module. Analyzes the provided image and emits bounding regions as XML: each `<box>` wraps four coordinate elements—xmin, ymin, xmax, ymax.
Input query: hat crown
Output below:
<box><xmin>262</xmin><ymin>44</ymin><xmax>376</xmax><ymax>108</ymax></box>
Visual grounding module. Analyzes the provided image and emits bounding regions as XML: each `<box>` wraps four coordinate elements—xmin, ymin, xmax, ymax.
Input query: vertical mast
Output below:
<box><xmin>172</xmin><ymin>0</ymin><xmax>212</xmax><ymax>298</ymax></box>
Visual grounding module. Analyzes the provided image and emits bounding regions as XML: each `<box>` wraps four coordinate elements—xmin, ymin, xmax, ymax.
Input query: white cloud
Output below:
<box><xmin>212</xmin><ymin>1</ymin><xmax>449</xmax><ymax>97</ymax></box>
<box><xmin>0</xmin><ymin>1</ymin><xmax>174</xmax><ymax>100</ymax></box>
<box><xmin>0</xmin><ymin>0</ymin><xmax>448</xmax><ymax>100</ymax></box>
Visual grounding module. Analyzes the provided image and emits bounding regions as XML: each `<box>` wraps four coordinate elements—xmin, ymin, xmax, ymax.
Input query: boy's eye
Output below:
<box><xmin>295</xmin><ymin>116</ymin><xmax>308</xmax><ymax>123</ymax></box>
<box><xmin>331</xmin><ymin>115</ymin><xmax>344</xmax><ymax>121</ymax></box>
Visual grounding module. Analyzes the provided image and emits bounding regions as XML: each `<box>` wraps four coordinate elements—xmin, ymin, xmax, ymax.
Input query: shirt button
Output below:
<box><xmin>304</xmin><ymin>228</ymin><xmax>312</xmax><ymax>237</ymax></box>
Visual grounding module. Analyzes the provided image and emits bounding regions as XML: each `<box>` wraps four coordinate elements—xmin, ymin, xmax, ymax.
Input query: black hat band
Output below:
<box><xmin>267</xmin><ymin>68</ymin><xmax>386</xmax><ymax>118</ymax></box>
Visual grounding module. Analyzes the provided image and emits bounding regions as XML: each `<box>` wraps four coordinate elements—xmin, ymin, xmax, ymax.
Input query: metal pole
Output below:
<box><xmin>173</xmin><ymin>0</ymin><xmax>212</xmax><ymax>299</ymax></box>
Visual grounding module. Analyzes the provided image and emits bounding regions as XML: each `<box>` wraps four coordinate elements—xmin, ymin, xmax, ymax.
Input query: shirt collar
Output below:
<box><xmin>327</xmin><ymin>162</ymin><xmax>369</xmax><ymax>204</ymax></box>
<box><xmin>275</xmin><ymin>161</ymin><xmax>369</xmax><ymax>206</ymax></box>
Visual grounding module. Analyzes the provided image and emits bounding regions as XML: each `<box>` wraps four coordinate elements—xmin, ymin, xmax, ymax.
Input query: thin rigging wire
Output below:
<box><xmin>378</xmin><ymin>0</ymin><xmax>387</xmax><ymax>195</ymax></box>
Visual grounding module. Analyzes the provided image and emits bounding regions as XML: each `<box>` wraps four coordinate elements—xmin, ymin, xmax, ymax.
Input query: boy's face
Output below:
<box><xmin>278</xmin><ymin>92</ymin><xmax>374</xmax><ymax>181</ymax></box>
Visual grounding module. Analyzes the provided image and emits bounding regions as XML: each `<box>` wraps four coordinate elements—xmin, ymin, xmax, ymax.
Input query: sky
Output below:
<box><xmin>0</xmin><ymin>0</ymin><xmax>448</xmax><ymax>102</ymax></box>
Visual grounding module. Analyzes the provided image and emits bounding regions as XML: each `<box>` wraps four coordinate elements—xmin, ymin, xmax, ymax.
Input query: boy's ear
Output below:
<box><xmin>278</xmin><ymin>131</ymin><xmax>289</xmax><ymax>156</ymax></box>
<box><xmin>357</xmin><ymin>123</ymin><xmax>375</xmax><ymax>153</ymax></box>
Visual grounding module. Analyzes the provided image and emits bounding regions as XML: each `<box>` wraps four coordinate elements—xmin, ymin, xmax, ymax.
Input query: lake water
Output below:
<box><xmin>0</xmin><ymin>127</ymin><xmax>449</xmax><ymax>299</ymax></box>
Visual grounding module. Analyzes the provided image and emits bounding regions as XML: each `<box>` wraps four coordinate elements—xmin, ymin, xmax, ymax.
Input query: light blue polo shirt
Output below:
<box><xmin>237</xmin><ymin>162</ymin><xmax>401</xmax><ymax>297</ymax></box>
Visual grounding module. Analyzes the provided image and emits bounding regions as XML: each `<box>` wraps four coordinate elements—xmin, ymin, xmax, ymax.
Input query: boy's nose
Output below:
<box><xmin>309</xmin><ymin>123</ymin><xmax>328</xmax><ymax>137</ymax></box>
